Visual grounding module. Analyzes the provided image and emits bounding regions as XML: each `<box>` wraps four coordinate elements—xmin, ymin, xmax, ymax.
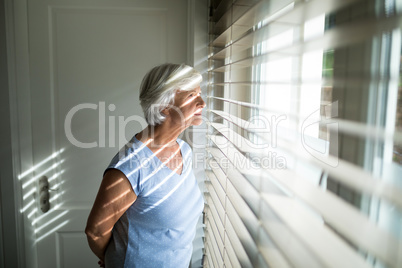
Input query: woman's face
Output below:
<box><xmin>170</xmin><ymin>86</ymin><xmax>206</xmax><ymax>127</ymax></box>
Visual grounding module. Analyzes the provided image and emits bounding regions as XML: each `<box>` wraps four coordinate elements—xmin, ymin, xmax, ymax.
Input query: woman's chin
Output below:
<box><xmin>191</xmin><ymin>118</ymin><xmax>203</xmax><ymax>126</ymax></box>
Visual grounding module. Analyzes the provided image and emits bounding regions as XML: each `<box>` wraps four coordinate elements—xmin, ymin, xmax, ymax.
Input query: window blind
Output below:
<box><xmin>204</xmin><ymin>0</ymin><xmax>402</xmax><ymax>267</ymax></box>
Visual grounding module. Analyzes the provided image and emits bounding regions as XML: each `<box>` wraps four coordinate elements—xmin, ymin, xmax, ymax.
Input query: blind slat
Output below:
<box><xmin>208</xmin><ymin>145</ymin><xmax>318</xmax><ymax>266</ymax></box>
<box><xmin>224</xmin><ymin>196</ymin><xmax>261</xmax><ymax>266</ymax></box>
<box><xmin>206</xmin><ymin>0</ymin><xmax>402</xmax><ymax>267</ymax></box>
<box><xmin>211</xmin><ymin>0</ymin><xmax>232</xmax><ymax>24</ymax></box>
<box><xmin>205</xmin><ymin>242</ymin><xmax>214</xmax><ymax>268</ymax></box>
<box><xmin>207</xmin><ymin>155</ymin><xmax>262</xmax><ymax>266</ymax></box>
<box><xmin>205</xmin><ymin>205</ymin><xmax>225</xmax><ymax>258</ymax></box>
<box><xmin>224</xmin><ymin>230</ymin><xmax>243</xmax><ymax>268</ymax></box>
<box><xmin>224</xmin><ymin>213</ymin><xmax>254</xmax><ymax>267</ymax></box>
<box><xmin>210</xmin><ymin>21</ymin><xmax>293</xmax><ymax>60</ymax></box>
<box><xmin>263</xmin><ymin>194</ymin><xmax>372</xmax><ymax>268</ymax></box>
<box><xmin>212</xmin><ymin>14</ymin><xmax>401</xmax><ymax>60</ymax></box>
<box><xmin>206</xmin><ymin>221</ymin><xmax>224</xmax><ymax>268</ymax></box>
<box><xmin>261</xmin><ymin>220</ymin><xmax>324</xmax><ymax>267</ymax></box>
<box><xmin>205</xmin><ymin>169</ymin><xmax>226</xmax><ymax>208</ymax></box>
<box><xmin>210</xmin><ymin>107</ymin><xmax>402</xmax><ymax>146</ymax></box>
<box><xmin>212</xmin><ymin>0</ymin><xmax>256</xmax><ymax>36</ymax></box>
<box><xmin>267</xmin><ymin>172</ymin><xmax>402</xmax><ymax>268</ymax></box>
<box><xmin>209</xmin><ymin>76</ymin><xmax>400</xmax><ymax>86</ymax></box>
<box><xmin>211</xmin><ymin>0</ymin><xmax>363</xmax><ymax>48</ymax></box>
<box><xmin>205</xmin><ymin>182</ymin><xmax>226</xmax><ymax>233</ymax></box>
<box><xmin>207</xmin><ymin>158</ymin><xmax>228</xmax><ymax>189</ymax></box>
<box><xmin>207</xmin><ymin>134</ymin><xmax>402</xmax><ymax>267</ymax></box>
<box><xmin>210</xmin><ymin>0</ymin><xmax>263</xmax><ymax>47</ymax></box>
<box><xmin>207</xmin><ymin>148</ymin><xmax>262</xmax><ymax>212</ymax></box>
<box><xmin>257</xmin><ymin>226</ymin><xmax>293</xmax><ymax>268</ymax></box>
<box><xmin>208</xmin><ymin>115</ymin><xmax>402</xmax><ymax>209</ymax></box>
<box><xmin>210</xmin><ymin>15</ymin><xmax>402</xmax><ymax>73</ymax></box>
<box><xmin>205</xmin><ymin>231</ymin><xmax>220</xmax><ymax>268</ymax></box>
<box><xmin>223</xmin><ymin>251</ymin><xmax>233</xmax><ymax>268</ymax></box>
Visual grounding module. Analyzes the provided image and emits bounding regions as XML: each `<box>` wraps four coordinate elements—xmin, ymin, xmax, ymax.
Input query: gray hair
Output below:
<box><xmin>139</xmin><ymin>63</ymin><xmax>202</xmax><ymax>126</ymax></box>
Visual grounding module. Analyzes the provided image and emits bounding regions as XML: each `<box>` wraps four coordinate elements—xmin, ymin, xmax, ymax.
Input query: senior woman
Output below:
<box><xmin>85</xmin><ymin>63</ymin><xmax>206</xmax><ymax>267</ymax></box>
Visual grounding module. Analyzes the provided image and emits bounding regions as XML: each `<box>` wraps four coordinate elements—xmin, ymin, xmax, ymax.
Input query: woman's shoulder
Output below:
<box><xmin>108</xmin><ymin>138</ymin><xmax>144</xmax><ymax>169</ymax></box>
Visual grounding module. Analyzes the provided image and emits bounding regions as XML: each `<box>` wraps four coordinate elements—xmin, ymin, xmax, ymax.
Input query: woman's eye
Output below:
<box><xmin>188</xmin><ymin>92</ymin><xmax>200</xmax><ymax>98</ymax></box>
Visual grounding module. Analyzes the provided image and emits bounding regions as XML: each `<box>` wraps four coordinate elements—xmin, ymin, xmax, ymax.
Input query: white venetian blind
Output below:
<box><xmin>203</xmin><ymin>0</ymin><xmax>402</xmax><ymax>267</ymax></box>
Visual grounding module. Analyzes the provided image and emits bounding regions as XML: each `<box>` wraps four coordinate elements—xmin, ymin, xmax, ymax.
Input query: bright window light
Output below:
<box><xmin>261</xmin><ymin>29</ymin><xmax>293</xmax><ymax>53</ymax></box>
<box><xmin>304</xmin><ymin>14</ymin><xmax>325</xmax><ymax>41</ymax></box>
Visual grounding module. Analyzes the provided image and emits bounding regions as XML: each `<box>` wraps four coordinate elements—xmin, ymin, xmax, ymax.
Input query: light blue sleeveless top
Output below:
<box><xmin>104</xmin><ymin>136</ymin><xmax>204</xmax><ymax>268</ymax></box>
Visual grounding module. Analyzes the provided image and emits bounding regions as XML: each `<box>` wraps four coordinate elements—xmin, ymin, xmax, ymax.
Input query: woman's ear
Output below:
<box><xmin>161</xmin><ymin>107</ymin><xmax>170</xmax><ymax>116</ymax></box>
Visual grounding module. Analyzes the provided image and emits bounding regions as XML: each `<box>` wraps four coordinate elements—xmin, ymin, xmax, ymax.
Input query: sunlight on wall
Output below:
<box><xmin>35</xmin><ymin>221</ymin><xmax>70</xmax><ymax>243</ymax></box>
<box><xmin>22</xmin><ymin>160</ymin><xmax>64</xmax><ymax>189</ymax></box>
<box><xmin>20</xmin><ymin>199</ymin><xmax>35</xmax><ymax>213</ymax></box>
<box><xmin>35</xmin><ymin>210</ymin><xmax>69</xmax><ymax>233</ymax></box>
<box><xmin>17</xmin><ymin>148</ymin><xmax>69</xmax><ymax>244</ymax></box>
<box><xmin>27</xmin><ymin>208</ymin><xmax>37</xmax><ymax>219</ymax></box>
<box><xmin>31</xmin><ymin>203</ymin><xmax>65</xmax><ymax>226</ymax></box>
<box><xmin>18</xmin><ymin>149</ymin><xmax>65</xmax><ymax>180</ymax></box>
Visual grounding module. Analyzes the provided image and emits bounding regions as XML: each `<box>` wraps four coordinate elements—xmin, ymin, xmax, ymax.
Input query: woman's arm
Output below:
<box><xmin>85</xmin><ymin>169</ymin><xmax>137</xmax><ymax>261</ymax></box>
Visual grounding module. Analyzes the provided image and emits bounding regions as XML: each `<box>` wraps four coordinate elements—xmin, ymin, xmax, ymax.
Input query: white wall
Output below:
<box><xmin>0</xmin><ymin>0</ymin><xmax>24</xmax><ymax>266</ymax></box>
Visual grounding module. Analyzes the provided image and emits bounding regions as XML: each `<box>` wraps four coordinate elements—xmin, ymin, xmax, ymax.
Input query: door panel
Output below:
<box><xmin>20</xmin><ymin>1</ymin><xmax>188</xmax><ymax>267</ymax></box>
<box><xmin>56</xmin><ymin>231</ymin><xmax>94</xmax><ymax>268</ymax></box>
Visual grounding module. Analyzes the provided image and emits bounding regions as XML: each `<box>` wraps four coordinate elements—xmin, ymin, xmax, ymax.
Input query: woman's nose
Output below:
<box><xmin>198</xmin><ymin>96</ymin><xmax>206</xmax><ymax>108</ymax></box>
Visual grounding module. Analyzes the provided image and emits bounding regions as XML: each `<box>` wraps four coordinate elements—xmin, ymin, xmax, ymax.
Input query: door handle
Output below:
<box><xmin>39</xmin><ymin>176</ymin><xmax>50</xmax><ymax>213</ymax></box>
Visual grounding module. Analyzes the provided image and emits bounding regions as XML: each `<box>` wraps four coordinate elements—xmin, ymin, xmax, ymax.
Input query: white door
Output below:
<box><xmin>15</xmin><ymin>0</ymin><xmax>189</xmax><ymax>267</ymax></box>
